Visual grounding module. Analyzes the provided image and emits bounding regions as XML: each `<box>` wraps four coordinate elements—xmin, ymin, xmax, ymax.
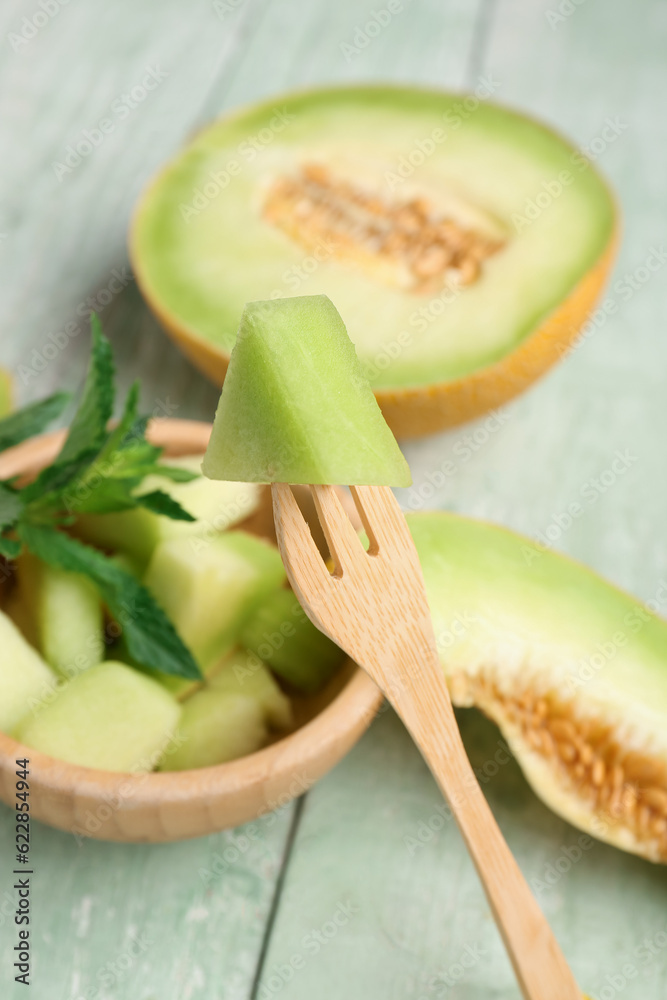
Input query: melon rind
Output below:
<box><xmin>130</xmin><ymin>85</ymin><xmax>617</xmax><ymax>437</ymax></box>
<box><xmin>408</xmin><ymin>512</ymin><xmax>667</xmax><ymax>863</ymax></box>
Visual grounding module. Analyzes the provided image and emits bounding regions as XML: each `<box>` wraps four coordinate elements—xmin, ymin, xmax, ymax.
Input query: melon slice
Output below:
<box><xmin>160</xmin><ymin>690</ymin><xmax>267</xmax><ymax>771</ymax></box>
<box><xmin>0</xmin><ymin>609</ymin><xmax>57</xmax><ymax>734</ymax></box>
<box><xmin>240</xmin><ymin>588</ymin><xmax>345</xmax><ymax>694</ymax></box>
<box><xmin>407</xmin><ymin>512</ymin><xmax>667</xmax><ymax>864</ymax></box>
<box><xmin>15</xmin><ymin>661</ymin><xmax>180</xmax><ymax>772</ymax></box>
<box><xmin>208</xmin><ymin>649</ymin><xmax>293</xmax><ymax>730</ymax></box>
<box><xmin>16</xmin><ymin>553</ymin><xmax>104</xmax><ymax>679</ymax></box>
<box><xmin>201</xmin><ymin>296</ymin><xmax>410</xmax><ymax>486</ymax></box>
<box><xmin>130</xmin><ymin>85</ymin><xmax>616</xmax><ymax>437</ymax></box>
<box><xmin>143</xmin><ymin>530</ymin><xmax>286</xmax><ymax>683</ymax></box>
<box><xmin>74</xmin><ymin>454</ymin><xmax>260</xmax><ymax>568</ymax></box>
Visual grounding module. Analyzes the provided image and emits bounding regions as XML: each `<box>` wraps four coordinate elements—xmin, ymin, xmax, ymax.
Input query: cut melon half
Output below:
<box><xmin>130</xmin><ymin>85</ymin><xmax>617</xmax><ymax>437</ymax></box>
<box><xmin>407</xmin><ymin>512</ymin><xmax>667</xmax><ymax>864</ymax></box>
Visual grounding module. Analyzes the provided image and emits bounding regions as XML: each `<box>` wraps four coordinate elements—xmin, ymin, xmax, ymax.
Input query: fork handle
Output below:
<box><xmin>384</xmin><ymin>639</ymin><xmax>583</xmax><ymax>1000</ymax></box>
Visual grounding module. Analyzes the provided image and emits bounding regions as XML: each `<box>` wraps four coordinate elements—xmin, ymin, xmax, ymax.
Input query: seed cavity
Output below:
<box><xmin>262</xmin><ymin>163</ymin><xmax>504</xmax><ymax>294</ymax></box>
<box><xmin>467</xmin><ymin>675</ymin><xmax>667</xmax><ymax>861</ymax></box>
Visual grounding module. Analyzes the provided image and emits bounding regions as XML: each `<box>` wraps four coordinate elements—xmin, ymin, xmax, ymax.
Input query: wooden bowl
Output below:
<box><xmin>0</xmin><ymin>420</ymin><xmax>382</xmax><ymax>842</ymax></box>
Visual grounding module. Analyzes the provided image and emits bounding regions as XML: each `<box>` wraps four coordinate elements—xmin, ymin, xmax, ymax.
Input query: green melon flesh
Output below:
<box><xmin>160</xmin><ymin>690</ymin><xmax>267</xmax><ymax>771</ymax></box>
<box><xmin>132</xmin><ymin>86</ymin><xmax>615</xmax><ymax>390</ymax></box>
<box><xmin>0</xmin><ymin>609</ymin><xmax>57</xmax><ymax>734</ymax></box>
<box><xmin>75</xmin><ymin>454</ymin><xmax>261</xmax><ymax>568</ymax></box>
<box><xmin>240</xmin><ymin>588</ymin><xmax>345</xmax><ymax>694</ymax></box>
<box><xmin>209</xmin><ymin>649</ymin><xmax>293</xmax><ymax>730</ymax></box>
<box><xmin>15</xmin><ymin>661</ymin><xmax>180</xmax><ymax>772</ymax></box>
<box><xmin>16</xmin><ymin>554</ymin><xmax>104</xmax><ymax>679</ymax></box>
<box><xmin>0</xmin><ymin>368</ymin><xmax>13</xmax><ymax>417</ymax></box>
<box><xmin>407</xmin><ymin>512</ymin><xmax>667</xmax><ymax>864</ymax></box>
<box><xmin>144</xmin><ymin>530</ymin><xmax>286</xmax><ymax>683</ymax></box>
<box><xmin>201</xmin><ymin>296</ymin><xmax>410</xmax><ymax>485</ymax></box>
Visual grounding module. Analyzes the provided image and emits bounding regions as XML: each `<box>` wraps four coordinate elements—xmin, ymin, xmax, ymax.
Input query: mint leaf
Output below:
<box><xmin>92</xmin><ymin>380</ymin><xmax>142</xmax><ymax>467</ymax></box>
<box><xmin>0</xmin><ymin>536</ymin><xmax>21</xmax><ymax>558</ymax></box>
<box><xmin>57</xmin><ymin>315</ymin><xmax>114</xmax><ymax>464</ymax></box>
<box><xmin>18</xmin><ymin>523</ymin><xmax>202</xmax><ymax>680</ymax></box>
<box><xmin>62</xmin><ymin>478</ymin><xmax>142</xmax><ymax>515</ymax></box>
<box><xmin>0</xmin><ymin>482</ymin><xmax>21</xmax><ymax>530</ymax></box>
<box><xmin>136</xmin><ymin>490</ymin><xmax>196</xmax><ymax>521</ymax></box>
<box><xmin>135</xmin><ymin>464</ymin><xmax>200</xmax><ymax>484</ymax></box>
<box><xmin>21</xmin><ymin>453</ymin><xmax>101</xmax><ymax>505</ymax></box>
<box><xmin>22</xmin><ymin>318</ymin><xmax>116</xmax><ymax>505</ymax></box>
<box><xmin>0</xmin><ymin>392</ymin><xmax>70</xmax><ymax>452</ymax></box>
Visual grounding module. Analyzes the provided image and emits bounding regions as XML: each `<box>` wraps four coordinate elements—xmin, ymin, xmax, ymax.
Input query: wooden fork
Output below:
<box><xmin>272</xmin><ymin>482</ymin><xmax>583</xmax><ymax>1000</ymax></box>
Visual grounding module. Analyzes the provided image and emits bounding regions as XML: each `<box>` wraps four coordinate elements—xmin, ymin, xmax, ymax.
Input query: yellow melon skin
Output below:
<box><xmin>132</xmin><ymin>222</ymin><xmax>617</xmax><ymax>441</ymax></box>
<box><xmin>377</xmin><ymin>232</ymin><xmax>618</xmax><ymax>438</ymax></box>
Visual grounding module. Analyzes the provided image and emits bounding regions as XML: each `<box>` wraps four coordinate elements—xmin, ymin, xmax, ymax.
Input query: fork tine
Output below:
<box><xmin>271</xmin><ymin>483</ymin><xmax>333</xmax><ymax>596</ymax></box>
<box><xmin>310</xmin><ymin>484</ymin><xmax>367</xmax><ymax>576</ymax></box>
<box><xmin>350</xmin><ymin>485</ymin><xmax>414</xmax><ymax>552</ymax></box>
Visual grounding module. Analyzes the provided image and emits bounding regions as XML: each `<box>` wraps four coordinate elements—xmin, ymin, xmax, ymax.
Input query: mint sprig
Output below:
<box><xmin>0</xmin><ymin>391</ymin><xmax>70</xmax><ymax>452</ymax></box>
<box><xmin>18</xmin><ymin>524</ymin><xmax>200</xmax><ymax>681</ymax></box>
<box><xmin>0</xmin><ymin>316</ymin><xmax>202</xmax><ymax>680</ymax></box>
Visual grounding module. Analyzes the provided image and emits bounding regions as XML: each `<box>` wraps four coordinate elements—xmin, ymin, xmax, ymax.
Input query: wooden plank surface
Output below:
<box><xmin>0</xmin><ymin>0</ymin><xmax>666</xmax><ymax>997</ymax></box>
<box><xmin>253</xmin><ymin>1</ymin><xmax>667</xmax><ymax>998</ymax></box>
<box><xmin>259</xmin><ymin>709</ymin><xmax>667</xmax><ymax>999</ymax></box>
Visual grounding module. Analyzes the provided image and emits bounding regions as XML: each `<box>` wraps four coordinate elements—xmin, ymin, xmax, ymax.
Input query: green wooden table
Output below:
<box><xmin>1</xmin><ymin>1</ymin><xmax>666</xmax><ymax>996</ymax></box>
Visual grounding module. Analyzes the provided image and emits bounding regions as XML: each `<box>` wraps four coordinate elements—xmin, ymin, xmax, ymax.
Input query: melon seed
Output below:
<box><xmin>549</xmin><ymin>718</ymin><xmax>578</xmax><ymax>742</ymax></box>
<box><xmin>263</xmin><ymin>164</ymin><xmax>503</xmax><ymax>294</ymax></box>
<box><xmin>471</xmin><ymin>674</ymin><xmax>667</xmax><ymax>858</ymax></box>
<box><xmin>642</xmin><ymin>787</ymin><xmax>667</xmax><ymax>814</ymax></box>
<box><xmin>591</xmin><ymin>759</ymin><xmax>606</xmax><ymax>787</ymax></box>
